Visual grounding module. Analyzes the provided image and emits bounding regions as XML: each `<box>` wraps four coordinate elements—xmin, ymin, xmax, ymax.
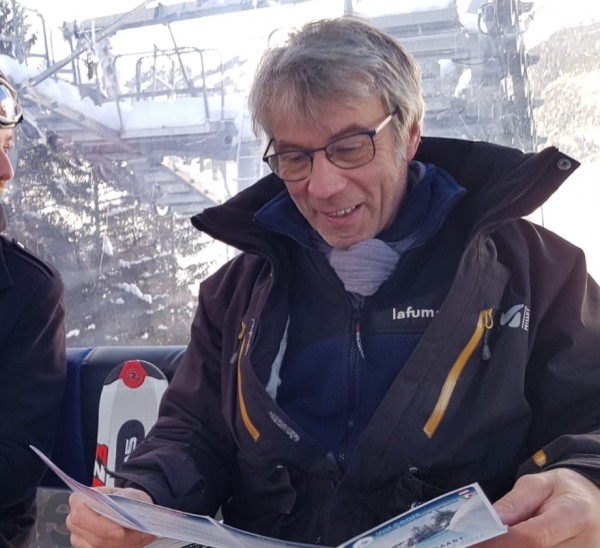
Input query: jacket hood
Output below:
<box><xmin>192</xmin><ymin>137</ymin><xmax>579</xmax><ymax>252</ymax></box>
<box><xmin>191</xmin><ymin>171</ymin><xmax>287</xmax><ymax>255</ymax></box>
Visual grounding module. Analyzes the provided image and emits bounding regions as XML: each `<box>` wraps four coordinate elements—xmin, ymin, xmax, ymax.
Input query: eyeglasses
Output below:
<box><xmin>262</xmin><ymin>110</ymin><xmax>398</xmax><ymax>182</ymax></box>
<box><xmin>0</xmin><ymin>75</ymin><xmax>23</xmax><ymax>129</ymax></box>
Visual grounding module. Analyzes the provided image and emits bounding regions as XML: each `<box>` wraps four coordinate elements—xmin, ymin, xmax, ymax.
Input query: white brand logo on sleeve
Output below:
<box><xmin>500</xmin><ymin>304</ymin><xmax>530</xmax><ymax>331</ymax></box>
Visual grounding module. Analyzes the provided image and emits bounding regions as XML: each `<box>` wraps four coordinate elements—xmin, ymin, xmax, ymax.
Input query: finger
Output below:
<box><xmin>478</xmin><ymin>520</ymin><xmax>569</xmax><ymax>548</ymax></box>
<box><xmin>69</xmin><ymin>529</ymin><xmax>94</xmax><ymax>548</ymax></box>
<box><xmin>68</xmin><ymin>489</ymin><xmax>156</xmax><ymax>547</ymax></box>
<box><xmin>68</xmin><ymin>511</ymin><xmax>155</xmax><ymax>548</ymax></box>
<box><xmin>70</xmin><ymin>529</ymin><xmax>155</xmax><ymax>548</ymax></box>
<box><xmin>66</xmin><ymin>509</ymin><xmax>125</xmax><ymax>547</ymax></box>
<box><xmin>493</xmin><ymin>473</ymin><xmax>555</xmax><ymax>525</ymax></box>
<box><xmin>481</xmin><ymin>494</ymin><xmax>591</xmax><ymax>547</ymax></box>
<box><xmin>70</xmin><ymin>530</ymin><xmax>102</xmax><ymax>548</ymax></box>
<box><xmin>67</xmin><ymin>493</ymin><xmax>121</xmax><ymax>533</ymax></box>
<box><xmin>67</xmin><ymin>493</ymin><xmax>137</xmax><ymax>544</ymax></box>
<box><xmin>119</xmin><ymin>487</ymin><xmax>154</xmax><ymax>503</ymax></box>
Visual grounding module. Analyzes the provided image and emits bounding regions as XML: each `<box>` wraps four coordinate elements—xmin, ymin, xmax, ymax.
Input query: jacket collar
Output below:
<box><xmin>253</xmin><ymin>161</ymin><xmax>465</xmax><ymax>251</ymax></box>
<box><xmin>192</xmin><ymin>137</ymin><xmax>579</xmax><ymax>252</ymax></box>
<box><xmin>414</xmin><ymin>137</ymin><xmax>579</xmax><ymax>225</ymax></box>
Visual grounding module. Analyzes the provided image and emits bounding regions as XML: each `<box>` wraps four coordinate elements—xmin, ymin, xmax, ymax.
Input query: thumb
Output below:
<box><xmin>96</xmin><ymin>486</ymin><xmax>153</xmax><ymax>503</ymax></box>
<box><xmin>493</xmin><ymin>474</ymin><xmax>552</xmax><ymax>525</ymax></box>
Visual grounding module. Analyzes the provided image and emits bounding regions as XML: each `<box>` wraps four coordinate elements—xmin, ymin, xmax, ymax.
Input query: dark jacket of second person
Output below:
<box><xmin>0</xmin><ymin>204</ymin><xmax>66</xmax><ymax>548</ymax></box>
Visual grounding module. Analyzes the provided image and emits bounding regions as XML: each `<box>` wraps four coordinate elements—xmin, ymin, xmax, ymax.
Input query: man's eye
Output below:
<box><xmin>335</xmin><ymin>143</ymin><xmax>362</xmax><ymax>154</ymax></box>
<box><xmin>281</xmin><ymin>152</ymin><xmax>307</xmax><ymax>164</ymax></box>
<box><xmin>331</xmin><ymin>139</ymin><xmax>366</xmax><ymax>157</ymax></box>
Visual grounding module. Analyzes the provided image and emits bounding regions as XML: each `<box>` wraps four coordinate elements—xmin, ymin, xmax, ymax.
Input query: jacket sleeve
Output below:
<box><xmin>0</xmin><ymin>273</ymin><xmax>66</xmax><ymax>509</ymax></box>
<box><xmin>117</xmin><ymin>265</ymin><xmax>239</xmax><ymax>516</ymax></box>
<box><xmin>519</xmin><ymin>230</ymin><xmax>600</xmax><ymax>486</ymax></box>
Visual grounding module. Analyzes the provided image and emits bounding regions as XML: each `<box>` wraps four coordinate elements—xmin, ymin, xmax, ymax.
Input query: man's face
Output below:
<box><xmin>0</xmin><ymin>127</ymin><xmax>14</xmax><ymax>196</ymax></box>
<box><xmin>269</xmin><ymin>97</ymin><xmax>420</xmax><ymax>249</ymax></box>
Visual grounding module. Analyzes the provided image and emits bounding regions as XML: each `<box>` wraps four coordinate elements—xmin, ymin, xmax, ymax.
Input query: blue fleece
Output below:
<box><xmin>255</xmin><ymin>163</ymin><xmax>466</xmax><ymax>466</ymax></box>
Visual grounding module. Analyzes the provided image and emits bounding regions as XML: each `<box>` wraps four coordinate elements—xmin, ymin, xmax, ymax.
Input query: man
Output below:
<box><xmin>0</xmin><ymin>71</ymin><xmax>67</xmax><ymax>547</ymax></box>
<box><xmin>67</xmin><ymin>17</ymin><xmax>600</xmax><ymax>547</ymax></box>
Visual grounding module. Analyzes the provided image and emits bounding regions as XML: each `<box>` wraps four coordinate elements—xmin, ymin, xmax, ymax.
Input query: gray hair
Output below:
<box><xmin>248</xmin><ymin>17</ymin><xmax>424</xmax><ymax>151</ymax></box>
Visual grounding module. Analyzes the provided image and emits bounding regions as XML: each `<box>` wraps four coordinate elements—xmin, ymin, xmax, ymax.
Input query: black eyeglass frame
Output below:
<box><xmin>262</xmin><ymin>109</ymin><xmax>399</xmax><ymax>183</ymax></box>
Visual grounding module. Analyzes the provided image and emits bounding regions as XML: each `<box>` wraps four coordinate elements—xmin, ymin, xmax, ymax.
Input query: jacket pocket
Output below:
<box><xmin>386</xmin><ymin>469</ymin><xmax>449</xmax><ymax>518</ymax></box>
<box><xmin>423</xmin><ymin>308</ymin><xmax>494</xmax><ymax>438</ymax></box>
<box><xmin>223</xmin><ymin>461</ymin><xmax>297</xmax><ymax>536</ymax></box>
<box><xmin>224</xmin><ymin>460</ymin><xmax>336</xmax><ymax>544</ymax></box>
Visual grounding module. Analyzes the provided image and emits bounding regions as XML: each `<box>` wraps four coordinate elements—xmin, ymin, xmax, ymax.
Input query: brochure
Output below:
<box><xmin>31</xmin><ymin>446</ymin><xmax>507</xmax><ymax>548</ymax></box>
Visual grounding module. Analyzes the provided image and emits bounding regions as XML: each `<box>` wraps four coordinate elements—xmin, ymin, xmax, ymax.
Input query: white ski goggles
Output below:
<box><xmin>0</xmin><ymin>75</ymin><xmax>23</xmax><ymax>129</ymax></box>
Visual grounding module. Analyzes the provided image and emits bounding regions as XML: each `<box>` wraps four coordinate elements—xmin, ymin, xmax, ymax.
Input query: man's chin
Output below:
<box><xmin>321</xmin><ymin>233</ymin><xmax>374</xmax><ymax>250</ymax></box>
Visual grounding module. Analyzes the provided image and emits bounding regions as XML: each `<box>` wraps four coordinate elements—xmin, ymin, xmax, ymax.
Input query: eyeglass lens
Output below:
<box><xmin>270</xmin><ymin>133</ymin><xmax>375</xmax><ymax>181</ymax></box>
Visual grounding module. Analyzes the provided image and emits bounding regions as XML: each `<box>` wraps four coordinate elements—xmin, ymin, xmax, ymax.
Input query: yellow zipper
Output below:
<box><xmin>423</xmin><ymin>308</ymin><xmax>494</xmax><ymax>439</ymax></box>
<box><xmin>237</xmin><ymin>321</ymin><xmax>260</xmax><ymax>442</ymax></box>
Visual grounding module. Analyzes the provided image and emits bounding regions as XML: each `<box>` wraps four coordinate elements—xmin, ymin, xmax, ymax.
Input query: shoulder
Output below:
<box><xmin>492</xmin><ymin>219</ymin><xmax>591</xmax><ymax>291</ymax></box>
<box><xmin>199</xmin><ymin>252</ymin><xmax>272</xmax><ymax>320</ymax></box>
<box><xmin>496</xmin><ymin>219</ymin><xmax>582</xmax><ymax>258</ymax></box>
<box><xmin>0</xmin><ymin>235</ymin><xmax>63</xmax><ymax>290</ymax></box>
<box><xmin>203</xmin><ymin>252</ymin><xmax>267</xmax><ymax>294</ymax></box>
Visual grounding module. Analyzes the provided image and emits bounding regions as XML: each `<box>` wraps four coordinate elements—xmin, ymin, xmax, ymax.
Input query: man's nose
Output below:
<box><xmin>307</xmin><ymin>151</ymin><xmax>346</xmax><ymax>198</ymax></box>
<box><xmin>0</xmin><ymin>149</ymin><xmax>14</xmax><ymax>183</ymax></box>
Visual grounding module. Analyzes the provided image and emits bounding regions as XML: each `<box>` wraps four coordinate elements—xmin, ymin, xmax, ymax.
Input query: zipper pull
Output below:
<box><xmin>355</xmin><ymin>322</ymin><xmax>365</xmax><ymax>360</ymax></box>
<box><xmin>239</xmin><ymin>321</ymin><xmax>247</xmax><ymax>341</ymax></box>
<box><xmin>230</xmin><ymin>321</ymin><xmax>247</xmax><ymax>365</ymax></box>
<box><xmin>481</xmin><ymin>308</ymin><xmax>494</xmax><ymax>361</ymax></box>
<box><xmin>350</xmin><ymin>295</ymin><xmax>366</xmax><ymax>359</ymax></box>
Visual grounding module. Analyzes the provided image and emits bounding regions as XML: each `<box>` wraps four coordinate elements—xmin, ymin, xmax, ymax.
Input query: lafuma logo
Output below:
<box><xmin>392</xmin><ymin>306</ymin><xmax>438</xmax><ymax>320</ymax></box>
<box><xmin>500</xmin><ymin>304</ymin><xmax>530</xmax><ymax>331</ymax></box>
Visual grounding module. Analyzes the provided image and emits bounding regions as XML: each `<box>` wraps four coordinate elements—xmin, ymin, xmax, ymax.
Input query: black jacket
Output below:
<box><xmin>119</xmin><ymin>138</ymin><xmax>600</xmax><ymax>545</ymax></box>
<box><xmin>0</xmin><ymin>204</ymin><xmax>66</xmax><ymax>547</ymax></box>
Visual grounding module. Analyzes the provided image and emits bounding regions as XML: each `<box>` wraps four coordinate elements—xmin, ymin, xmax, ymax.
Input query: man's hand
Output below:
<box><xmin>67</xmin><ymin>486</ymin><xmax>158</xmax><ymax>548</ymax></box>
<box><xmin>477</xmin><ymin>468</ymin><xmax>600</xmax><ymax>547</ymax></box>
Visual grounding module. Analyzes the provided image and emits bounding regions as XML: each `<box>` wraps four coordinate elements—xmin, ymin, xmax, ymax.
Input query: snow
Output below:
<box><xmin>102</xmin><ymin>234</ymin><xmax>114</xmax><ymax>257</ymax></box>
<box><xmin>115</xmin><ymin>282</ymin><xmax>153</xmax><ymax>304</ymax></box>
<box><xmin>1</xmin><ymin>53</ymin><xmax>244</xmax><ymax>136</ymax></box>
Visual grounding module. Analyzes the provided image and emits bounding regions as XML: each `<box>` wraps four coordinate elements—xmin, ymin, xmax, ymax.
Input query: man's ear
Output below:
<box><xmin>406</xmin><ymin>123</ymin><xmax>421</xmax><ymax>161</ymax></box>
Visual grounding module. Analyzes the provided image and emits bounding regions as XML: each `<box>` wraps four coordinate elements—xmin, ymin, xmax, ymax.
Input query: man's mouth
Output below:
<box><xmin>328</xmin><ymin>205</ymin><xmax>358</xmax><ymax>218</ymax></box>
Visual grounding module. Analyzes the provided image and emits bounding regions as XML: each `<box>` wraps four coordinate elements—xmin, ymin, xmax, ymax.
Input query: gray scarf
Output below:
<box><xmin>319</xmin><ymin>162</ymin><xmax>426</xmax><ymax>296</ymax></box>
<box><xmin>326</xmin><ymin>239</ymin><xmax>399</xmax><ymax>296</ymax></box>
